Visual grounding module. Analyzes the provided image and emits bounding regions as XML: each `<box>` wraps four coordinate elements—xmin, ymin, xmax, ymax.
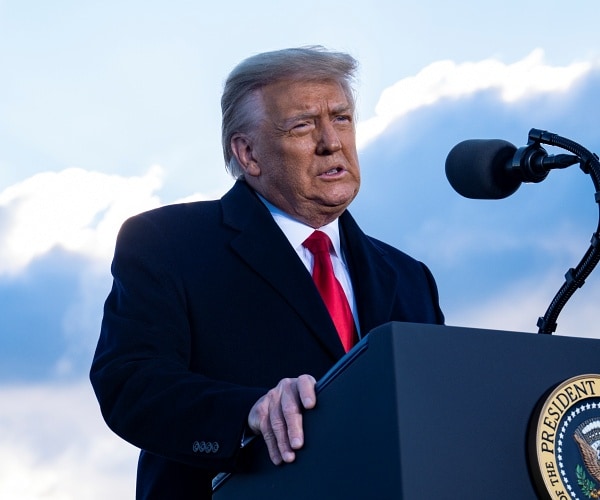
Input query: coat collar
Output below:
<box><xmin>221</xmin><ymin>181</ymin><xmax>345</xmax><ymax>359</ymax></box>
<box><xmin>339</xmin><ymin>211</ymin><xmax>399</xmax><ymax>336</ymax></box>
<box><xmin>220</xmin><ymin>181</ymin><xmax>399</xmax><ymax>356</ymax></box>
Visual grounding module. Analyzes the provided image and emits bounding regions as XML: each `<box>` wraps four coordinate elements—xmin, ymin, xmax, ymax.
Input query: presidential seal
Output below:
<box><xmin>529</xmin><ymin>374</ymin><xmax>600</xmax><ymax>499</ymax></box>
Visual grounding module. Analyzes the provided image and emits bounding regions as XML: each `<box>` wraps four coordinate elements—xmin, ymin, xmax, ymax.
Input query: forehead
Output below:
<box><xmin>259</xmin><ymin>79</ymin><xmax>353</xmax><ymax>115</ymax></box>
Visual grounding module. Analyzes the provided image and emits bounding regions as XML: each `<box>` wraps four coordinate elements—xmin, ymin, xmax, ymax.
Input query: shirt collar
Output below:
<box><xmin>257</xmin><ymin>194</ymin><xmax>342</xmax><ymax>257</ymax></box>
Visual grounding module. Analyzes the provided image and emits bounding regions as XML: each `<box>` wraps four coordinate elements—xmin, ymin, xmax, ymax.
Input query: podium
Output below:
<box><xmin>213</xmin><ymin>322</ymin><xmax>600</xmax><ymax>499</ymax></box>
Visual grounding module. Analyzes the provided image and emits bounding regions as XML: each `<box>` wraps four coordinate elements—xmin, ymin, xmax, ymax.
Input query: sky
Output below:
<box><xmin>2</xmin><ymin>0</ymin><xmax>600</xmax><ymax>497</ymax></box>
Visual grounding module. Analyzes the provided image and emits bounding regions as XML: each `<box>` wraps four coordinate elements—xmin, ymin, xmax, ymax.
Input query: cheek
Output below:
<box><xmin>345</xmin><ymin>146</ymin><xmax>360</xmax><ymax>169</ymax></box>
<box><xmin>262</xmin><ymin>161</ymin><xmax>303</xmax><ymax>195</ymax></box>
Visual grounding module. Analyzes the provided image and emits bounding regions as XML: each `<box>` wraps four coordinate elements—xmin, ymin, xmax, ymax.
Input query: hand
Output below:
<box><xmin>247</xmin><ymin>374</ymin><xmax>317</xmax><ymax>465</ymax></box>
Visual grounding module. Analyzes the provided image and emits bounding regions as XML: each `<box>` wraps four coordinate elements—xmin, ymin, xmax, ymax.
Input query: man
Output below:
<box><xmin>90</xmin><ymin>46</ymin><xmax>444</xmax><ymax>499</ymax></box>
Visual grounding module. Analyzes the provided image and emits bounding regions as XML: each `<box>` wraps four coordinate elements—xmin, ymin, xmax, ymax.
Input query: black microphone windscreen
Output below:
<box><xmin>445</xmin><ymin>139</ymin><xmax>521</xmax><ymax>199</ymax></box>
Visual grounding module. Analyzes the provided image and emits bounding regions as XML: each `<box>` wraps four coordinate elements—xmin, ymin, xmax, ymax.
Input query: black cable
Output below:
<box><xmin>531</xmin><ymin>129</ymin><xmax>600</xmax><ymax>334</ymax></box>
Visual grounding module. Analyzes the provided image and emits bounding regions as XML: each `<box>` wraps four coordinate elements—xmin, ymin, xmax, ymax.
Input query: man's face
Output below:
<box><xmin>239</xmin><ymin>79</ymin><xmax>361</xmax><ymax>228</ymax></box>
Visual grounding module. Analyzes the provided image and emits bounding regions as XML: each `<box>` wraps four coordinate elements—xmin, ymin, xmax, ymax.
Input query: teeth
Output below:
<box><xmin>326</xmin><ymin>168</ymin><xmax>338</xmax><ymax>175</ymax></box>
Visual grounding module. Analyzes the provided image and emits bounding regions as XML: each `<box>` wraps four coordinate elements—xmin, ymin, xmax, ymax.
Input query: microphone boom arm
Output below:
<box><xmin>529</xmin><ymin>128</ymin><xmax>600</xmax><ymax>334</ymax></box>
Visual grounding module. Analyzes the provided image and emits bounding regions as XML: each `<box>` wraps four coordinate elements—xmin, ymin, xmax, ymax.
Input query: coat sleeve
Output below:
<box><xmin>89</xmin><ymin>212</ymin><xmax>266</xmax><ymax>472</ymax></box>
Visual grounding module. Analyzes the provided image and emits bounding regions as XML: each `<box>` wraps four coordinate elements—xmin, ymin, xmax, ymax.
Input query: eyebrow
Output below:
<box><xmin>283</xmin><ymin>103</ymin><xmax>354</xmax><ymax>125</ymax></box>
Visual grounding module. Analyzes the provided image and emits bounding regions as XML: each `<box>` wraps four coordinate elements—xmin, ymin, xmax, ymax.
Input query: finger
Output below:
<box><xmin>270</xmin><ymin>380</ymin><xmax>300</xmax><ymax>462</ymax></box>
<box><xmin>262</xmin><ymin>423</ymin><xmax>285</xmax><ymax>465</ymax></box>
<box><xmin>248</xmin><ymin>394</ymin><xmax>284</xmax><ymax>465</ymax></box>
<box><xmin>297</xmin><ymin>374</ymin><xmax>317</xmax><ymax>409</ymax></box>
<box><xmin>280</xmin><ymin>383</ymin><xmax>304</xmax><ymax>452</ymax></box>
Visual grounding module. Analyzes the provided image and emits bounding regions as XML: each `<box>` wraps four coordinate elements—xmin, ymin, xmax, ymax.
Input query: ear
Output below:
<box><xmin>230</xmin><ymin>133</ymin><xmax>261</xmax><ymax>177</ymax></box>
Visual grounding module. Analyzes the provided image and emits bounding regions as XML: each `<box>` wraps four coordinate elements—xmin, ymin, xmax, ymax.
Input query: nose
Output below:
<box><xmin>316</xmin><ymin>121</ymin><xmax>342</xmax><ymax>155</ymax></box>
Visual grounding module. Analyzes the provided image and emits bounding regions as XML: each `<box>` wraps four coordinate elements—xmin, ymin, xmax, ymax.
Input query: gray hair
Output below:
<box><xmin>221</xmin><ymin>46</ymin><xmax>359</xmax><ymax>178</ymax></box>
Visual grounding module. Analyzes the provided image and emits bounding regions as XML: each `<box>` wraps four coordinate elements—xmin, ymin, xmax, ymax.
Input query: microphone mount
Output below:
<box><xmin>519</xmin><ymin>129</ymin><xmax>600</xmax><ymax>334</ymax></box>
<box><xmin>509</xmin><ymin>135</ymin><xmax>579</xmax><ymax>185</ymax></box>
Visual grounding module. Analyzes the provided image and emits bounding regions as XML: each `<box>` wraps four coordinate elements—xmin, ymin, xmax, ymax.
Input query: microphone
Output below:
<box><xmin>444</xmin><ymin>128</ymin><xmax>600</xmax><ymax>334</ymax></box>
<box><xmin>445</xmin><ymin>138</ymin><xmax>580</xmax><ymax>199</ymax></box>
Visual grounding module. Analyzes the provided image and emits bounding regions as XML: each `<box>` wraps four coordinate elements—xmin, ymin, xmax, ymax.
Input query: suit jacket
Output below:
<box><xmin>90</xmin><ymin>180</ymin><xmax>444</xmax><ymax>499</ymax></box>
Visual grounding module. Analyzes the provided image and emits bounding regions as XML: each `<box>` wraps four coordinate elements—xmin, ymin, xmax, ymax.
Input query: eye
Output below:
<box><xmin>334</xmin><ymin>114</ymin><xmax>352</xmax><ymax>124</ymax></box>
<box><xmin>289</xmin><ymin>120</ymin><xmax>315</xmax><ymax>134</ymax></box>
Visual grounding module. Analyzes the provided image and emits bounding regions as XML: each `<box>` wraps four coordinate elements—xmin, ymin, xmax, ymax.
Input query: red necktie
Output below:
<box><xmin>303</xmin><ymin>231</ymin><xmax>355</xmax><ymax>352</ymax></box>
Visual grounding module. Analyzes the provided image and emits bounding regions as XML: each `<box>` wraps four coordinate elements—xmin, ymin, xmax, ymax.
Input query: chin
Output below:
<box><xmin>323</xmin><ymin>196</ymin><xmax>355</xmax><ymax>215</ymax></box>
<box><xmin>332</xmin><ymin>186</ymin><xmax>359</xmax><ymax>207</ymax></box>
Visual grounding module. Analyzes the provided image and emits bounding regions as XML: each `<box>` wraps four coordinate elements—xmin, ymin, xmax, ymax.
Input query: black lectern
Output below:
<box><xmin>213</xmin><ymin>322</ymin><xmax>600</xmax><ymax>499</ymax></box>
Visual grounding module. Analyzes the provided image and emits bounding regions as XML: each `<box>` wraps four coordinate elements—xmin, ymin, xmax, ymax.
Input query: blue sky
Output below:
<box><xmin>2</xmin><ymin>1</ymin><xmax>600</xmax><ymax>497</ymax></box>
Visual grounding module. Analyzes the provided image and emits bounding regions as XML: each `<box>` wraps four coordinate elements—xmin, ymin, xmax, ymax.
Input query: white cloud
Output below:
<box><xmin>0</xmin><ymin>166</ymin><xmax>231</xmax><ymax>278</ymax></box>
<box><xmin>0</xmin><ymin>166</ymin><xmax>165</xmax><ymax>276</ymax></box>
<box><xmin>356</xmin><ymin>49</ymin><xmax>593</xmax><ymax>149</ymax></box>
<box><xmin>0</xmin><ymin>382</ymin><xmax>138</xmax><ymax>500</ymax></box>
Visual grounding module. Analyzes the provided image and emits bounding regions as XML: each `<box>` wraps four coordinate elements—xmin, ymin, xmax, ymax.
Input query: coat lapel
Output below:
<box><xmin>340</xmin><ymin>211</ymin><xmax>399</xmax><ymax>337</ymax></box>
<box><xmin>221</xmin><ymin>181</ymin><xmax>345</xmax><ymax>359</ymax></box>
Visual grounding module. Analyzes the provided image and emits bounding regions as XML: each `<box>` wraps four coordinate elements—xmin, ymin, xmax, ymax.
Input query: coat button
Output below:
<box><xmin>193</xmin><ymin>440</ymin><xmax>219</xmax><ymax>453</ymax></box>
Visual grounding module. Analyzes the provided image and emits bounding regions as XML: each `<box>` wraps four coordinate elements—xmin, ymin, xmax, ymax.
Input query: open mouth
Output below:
<box><xmin>323</xmin><ymin>167</ymin><xmax>344</xmax><ymax>176</ymax></box>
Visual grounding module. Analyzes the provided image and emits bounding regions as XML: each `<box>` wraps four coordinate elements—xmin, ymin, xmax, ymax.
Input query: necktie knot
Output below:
<box><xmin>303</xmin><ymin>230</ymin><xmax>332</xmax><ymax>256</ymax></box>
